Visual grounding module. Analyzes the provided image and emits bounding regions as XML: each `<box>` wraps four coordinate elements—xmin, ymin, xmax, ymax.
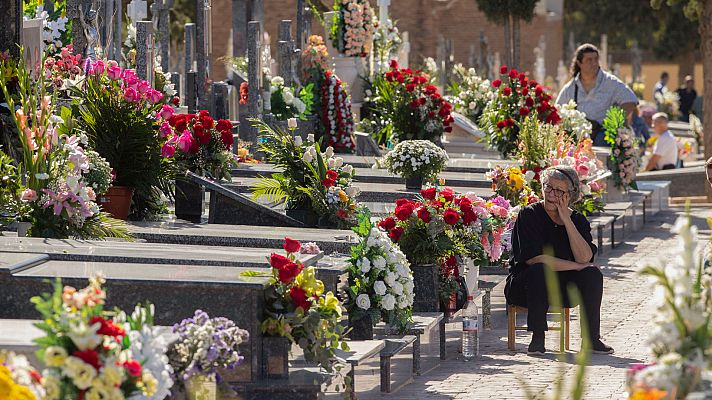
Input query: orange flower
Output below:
<box><xmin>628</xmin><ymin>389</ymin><xmax>667</xmax><ymax>400</ymax></box>
<box><xmin>15</xmin><ymin>109</ymin><xmax>27</xmax><ymax>129</ymax></box>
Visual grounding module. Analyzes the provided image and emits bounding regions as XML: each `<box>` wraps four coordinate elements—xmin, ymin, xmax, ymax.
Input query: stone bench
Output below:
<box><xmin>379</xmin><ymin>336</ymin><xmax>417</xmax><ymax>393</ymax></box>
<box><xmin>373</xmin><ymin>313</ymin><xmax>443</xmax><ymax>377</ymax></box>
<box><xmin>334</xmin><ymin>340</ymin><xmax>386</xmax><ymax>399</ymax></box>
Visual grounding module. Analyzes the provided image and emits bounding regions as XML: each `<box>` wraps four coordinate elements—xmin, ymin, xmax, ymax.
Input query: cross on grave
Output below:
<box><xmin>278</xmin><ymin>20</ymin><xmax>301</xmax><ymax>90</ymax></box>
<box><xmin>377</xmin><ymin>0</ymin><xmax>390</xmax><ymax>32</ymax></box>
<box><xmin>196</xmin><ymin>0</ymin><xmax>212</xmax><ymax>110</ymax></box>
<box><xmin>150</xmin><ymin>0</ymin><xmax>173</xmax><ymax>72</ymax></box>
<box><xmin>67</xmin><ymin>0</ymin><xmax>95</xmax><ymax>59</ymax></box>
<box><xmin>241</xmin><ymin>21</ymin><xmax>261</xmax><ymax>152</ymax></box>
<box><xmin>127</xmin><ymin>0</ymin><xmax>148</xmax><ymax>26</ymax></box>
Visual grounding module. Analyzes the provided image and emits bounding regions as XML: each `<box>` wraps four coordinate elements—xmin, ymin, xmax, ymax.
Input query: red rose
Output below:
<box><xmin>175</xmin><ymin>119</ymin><xmax>188</xmax><ymax>133</ymax></box>
<box><xmin>395</xmin><ymin>203</ymin><xmax>415</xmax><ymax>221</ymax></box>
<box><xmin>389</xmin><ymin>226</ymin><xmax>404</xmax><ymax>242</ymax></box>
<box><xmin>216</xmin><ymin>119</ymin><xmax>232</xmax><ymax>132</ymax></box>
<box><xmin>521</xmin><ymin>87</ymin><xmax>529</xmax><ymax>96</ymax></box>
<box><xmin>321</xmin><ymin>178</ymin><xmax>335</xmax><ymax>187</ymax></box>
<box><xmin>193</xmin><ymin>123</ymin><xmax>204</xmax><ymax>137</ymax></box>
<box><xmin>458</xmin><ymin>196</ymin><xmax>472</xmax><ymax>211</ymax></box>
<box><xmin>496</xmin><ymin>121</ymin><xmax>506</xmax><ymax>129</ymax></box>
<box><xmin>518</xmin><ymin>72</ymin><xmax>526</xmax><ymax>81</ymax></box>
<box><xmin>395</xmin><ymin>198</ymin><xmax>412</xmax><ymax>207</ymax></box>
<box><xmin>290</xmin><ymin>286</ymin><xmax>311</xmax><ymax>311</ymax></box>
<box><xmin>402</xmin><ymin>68</ymin><xmax>413</xmax><ymax>75</ymax></box>
<box><xmin>200</xmin><ymin>115</ymin><xmax>214</xmax><ymax>129</ymax></box>
<box><xmin>73</xmin><ymin>350</ymin><xmax>101</xmax><ymax>371</ymax></box>
<box><xmin>424</xmin><ymin>85</ymin><xmax>438</xmax><ymax>95</ymax></box>
<box><xmin>525</xmin><ymin>97</ymin><xmax>534</xmax><ymax>107</ymax></box>
<box><xmin>419</xmin><ymin>97</ymin><xmax>427</xmax><ymax>105</ymax></box>
<box><xmin>546</xmin><ymin>111</ymin><xmax>561</xmax><ymax>124</ymax></box>
<box><xmin>326</xmin><ymin>170</ymin><xmax>339</xmax><ymax>180</ymax></box>
<box><xmin>492</xmin><ymin>79</ymin><xmax>502</xmax><ymax>88</ymax></box>
<box><xmin>534</xmin><ymin>85</ymin><xmax>543</xmax><ymax>96</ymax></box>
<box><xmin>406</xmin><ymin>83</ymin><xmax>415</xmax><ymax>92</ymax></box>
<box><xmin>443</xmin><ymin>208</ymin><xmax>460</xmax><ymax>225</ymax></box>
<box><xmin>508</xmin><ymin>69</ymin><xmax>518</xmax><ymax>79</ymax></box>
<box><xmin>283</xmin><ymin>237</ymin><xmax>301</xmax><ymax>253</ymax></box>
<box><xmin>270</xmin><ymin>253</ymin><xmax>291</xmax><ymax>269</ymax></box>
<box><xmin>172</xmin><ymin>97</ymin><xmax>180</xmax><ymax>106</ymax></box>
<box><xmin>378</xmin><ymin>217</ymin><xmax>397</xmax><ymax>231</ymax></box>
<box><xmin>221</xmin><ymin>130</ymin><xmax>234</xmax><ymax>148</ymax></box>
<box><xmin>440</xmin><ymin>187</ymin><xmax>455</xmax><ymax>203</ymax></box>
<box><xmin>409</xmin><ymin>99</ymin><xmax>420</xmax><ymax>109</ymax></box>
<box><xmin>420</xmin><ymin>187</ymin><xmax>437</xmax><ymax>200</ymax></box>
<box><xmin>505</xmin><ymin>118</ymin><xmax>515</xmax><ymax>127</ymax></box>
<box><xmin>445</xmin><ymin>255</ymin><xmax>457</xmax><ymax>267</ymax></box>
<box><xmin>463</xmin><ymin>210</ymin><xmax>477</xmax><ymax>225</ymax></box>
<box><xmin>527</xmin><ymin>194</ymin><xmax>540</xmax><ymax>204</ymax></box>
<box><xmin>389</xmin><ymin>59</ymin><xmax>399</xmax><ymax>69</ymax></box>
<box><xmin>503</xmin><ymin>87</ymin><xmax>512</xmax><ymax>96</ymax></box>
<box><xmin>123</xmin><ymin>360</ymin><xmax>142</xmax><ymax>378</ymax></box>
<box><xmin>89</xmin><ymin>316</ymin><xmax>125</xmax><ymax>338</ymax></box>
<box><xmin>499</xmin><ymin>65</ymin><xmax>508</xmax><ymax>74</ymax></box>
<box><xmin>519</xmin><ymin>107</ymin><xmax>530</xmax><ymax>117</ymax></box>
<box><xmin>198</xmin><ymin>110</ymin><xmax>210</xmax><ymax>119</ymax></box>
<box><xmin>278</xmin><ymin>262</ymin><xmax>303</xmax><ymax>284</ymax></box>
<box><xmin>417</xmin><ymin>207</ymin><xmax>431</xmax><ymax>223</ymax></box>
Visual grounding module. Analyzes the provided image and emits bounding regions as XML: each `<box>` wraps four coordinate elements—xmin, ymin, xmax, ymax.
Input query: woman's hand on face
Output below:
<box><xmin>557</xmin><ymin>192</ymin><xmax>572</xmax><ymax>221</ymax></box>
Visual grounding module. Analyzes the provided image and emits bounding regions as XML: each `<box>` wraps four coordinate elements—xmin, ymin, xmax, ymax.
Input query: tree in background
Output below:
<box><xmin>650</xmin><ymin>0</ymin><xmax>711</xmax><ymax>199</ymax></box>
<box><xmin>474</xmin><ymin>0</ymin><xmax>538</xmax><ymax>69</ymax></box>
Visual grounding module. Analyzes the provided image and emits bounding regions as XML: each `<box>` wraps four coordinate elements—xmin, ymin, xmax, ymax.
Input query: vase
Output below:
<box><xmin>348</xmin><ymin>315</ymin><xmax>374</xmax><ymax>341</ymax></box>
<box><xmin>285</xmin><ymin>205</ymin><xmax>319</xmax><ymax>227</ymax></box>
<box><xmin>16</xmin><ymin>222</ymin><xmax>31</xmax><ymax>237</ymax></box>
<box><xmin>175</xmin><ymin>179</ymin><xmax>205</xmax><ymax>223</ymax></box>
<box><xmin>261</xmin><ymin>336</ymin><xmax>290</xmax><ymax>380</ymax></box>
<box><xmin>411</xmin><ymin>264</ymin><xmax>440</xmax><ymax>312</ymax></box>
<box><xmin>97</xmin><ymin>186</ymin><xmax>134</xmax><ymax>220</ymax></box>
<box><xmin>184</xmin><ymin>374</ymin><xmax>217</xmax><ymax>400</ymax></box>
<box><xmin>405</xmin><ymin>175</ymin><xmax>424</xmax><ymax>190</ymax></box>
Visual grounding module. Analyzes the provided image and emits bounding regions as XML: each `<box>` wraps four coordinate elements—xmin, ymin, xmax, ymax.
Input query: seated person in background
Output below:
<box><xmin>505</xmin><ymin>165</ymin><xmax>614</xmax><ymax>356</ymax></box>
<box><xmin>644</xmin><ymin>112</ymin><xmax>678</xmax><ymax>171</ymax></box>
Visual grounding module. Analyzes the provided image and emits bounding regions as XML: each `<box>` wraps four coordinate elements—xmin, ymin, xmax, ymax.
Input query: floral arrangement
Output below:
<box><xmin>260</xmin><ymin>237</ymin><xmax>348</xmax><ymax>371</ymax></box>
<box><xmin>346</xmin><ymin>212</ymin><xmax>414</xmax><ymax>331</ymax></box>
<box><xmin>654</xmin><ymin>89</ymin><xmax>680</xmax><ymax>119</ymax></box>
<box><xmin>556</xmin><ymin>100</ymin><xmax>592</xmax><ymax>141</ymax></box>
<box><xmin>43</xmin><ymin>45</ymin><xmax>84</xmax><ymax>91</ymax></box>
<box><xmin>83</xmin><ymin>150</ymin><xmax>112</xmax><ymax>195</ymax></box>
<box><xmin>251</xmin><ymin>121</ymin><xmax>361</xmax><ymax>228</ymax></box>
<box><xmin>71</xmin><ymin>58</ymin><xmax>174</xmax><ymax>219</ymax></box>
<box><xmin>367</xmin><ymin>60</ymin><xmax>453</xmax><ymax>144</ymax></box>
<box><xmin>383</xmin><ymin>140</ymin><xmax>449</xmax><ymax>181</ymax></box>
<box><xmin>32</xmin><ymin>275</ymin><xmax>167</xmax><ymax>400</ymax></box>
<box><xmin>0</xmin><ymin>350</ymin><xmax>44</xmax><ymax>399</ymax></box>
<box><xmin>447</xmin><ymin>64</ymin><xmax>493</xmax><ymax>123</ymax></box>
<box><xmin>167</xmin><ymin>310</ymin><xmax>249</xmax><ymax>389</ymax></box>
<box><xmin>330</xmin><ymin>0</ymin><xmax>375</xmax><ymax>57</ymax></box>
<box><xmin>372</xmin><ymin>17</ymin><xmax>403</xmax><ymax>71</ymax></box>
<box><xmin>379</xmin><ymin>187</ymin><xmax>511</xmax><ymax>300</ymax></box>
<box><xmin>302</xmin><ymin>35</ymin><xmax>330</xmax><ymax>76</ymax></box>
<box><xmin>549</xmin><ymin>138</ymin><xmax>608</xmax><ymax>215</ymax></box>
<box><xmin>162</xmin><ymin>110</ymin><xmax>236</xmax><ymax>181</ymax></box>
<box><xmin>269</xmin><ymin>76</ymin><xmax>312</xmax><ymax>121</ymax></box>
<box><xmin>321</xmin><ymin>70</ymin><xmax>356</xmax><ymax>151</ymax></box>
<box><xmin>603</xmin><ymin>107</ymin><xmax>639</xmax><ymax>191</ymax></box>
<box><xmin>0</xmin><ymin>54</ymin><xmax>130</xmax><ymax>238</ymax></box>
<box><xmin>479</xmin><ymin>65</ymin><xmax>561</xmax><ymax>158</ymax></box>
<box><xmin>23</xmin><ymin>1</ymin><xmax>70</xmax><ymax>52</ymax></box>
<box><xmin>627</xmin><ymin>214</ymin><xmax>708</xmax><ymax>399</ymax></box>
<box><xmin>516</xmin><ymin>116</ymin><xmax>568</xmax><ymax>175</ymax></box>
<box><xmin>486</xmin><ymin>165</ymin><xmax>539</xmax><ymax>207</ymax></box>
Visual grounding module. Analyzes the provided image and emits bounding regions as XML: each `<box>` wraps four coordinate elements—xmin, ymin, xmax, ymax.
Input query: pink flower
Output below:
<box><xmin>159</xmin><ymin>104</ymin><xmax>175</xmax><ymax>120</ymax></box>
<box><xmin>107</xmin><ymin>66</ymin><xmax>121</xmax><ymax>80</ymax></box>
<box><xmin>589</xmin><ymin>181</ymin><xmax>601</xmax><ymax>192</ymax></box>
<box><xmin>147</xmin><ymin>89</ymin><xmax>163</xmax><ymax>104</ymax></box>
<box><xmin>159</xmin><ymin>122</ymin><xmax>173</xmax><ymax>138</ymax></box>
<box><xmin>575</xmin><ymin>163</ymin><xmax>590</xmax><ymax>176</ymax></box>
<box><xmin>124</xmin><ymin>87</ymin><xmax>139</xmax><ymax>103</ymax></box>
<box><xmin>177</xmin><ymin>130</ymin><xmax>194</xmax><ymax>152</ymax></box>
<box><xmin>137</xmin><ymin>80</ymin><xmax>151</xmax><ymax>94</ymax></box>
<box><xmin>92</xmin><ymin>60</ymin><xmax>105</xmax><ymax>75</ymax></box>
<box><xmin>20</xmin><ymin>189</ymin><xmax>37</xmax><ymax>202</ymax></box>
<box><xmin>161</xmin><ymin>143</ymin><xmax>176</xmax><ymax>157</ymax></box>
<box><xmin>107</xmin><ymin>60</ymin><xmax>118</xmax><ymax>68</ymax></box>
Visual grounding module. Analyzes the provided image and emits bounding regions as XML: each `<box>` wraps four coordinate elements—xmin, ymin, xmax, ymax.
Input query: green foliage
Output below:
<box><xmin>573</xmin><ymin>195</ymin><xmax>606</xmax><ymax>216</ymax></box>
<box><xmin>603</xmin><ymin>106</ymin><xmax>626</xmax><ymax>146</ymax></box>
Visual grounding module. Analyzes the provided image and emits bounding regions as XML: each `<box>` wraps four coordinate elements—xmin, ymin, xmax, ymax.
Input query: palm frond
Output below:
<box><xmin>74</xmin><ymin>212</ymin><xmax>134</xmax><ymax>240</ymax></box>
<box><xmin>251</xmin><ymin>175</ymin><xmax>288</xmax><ymax>203</ymax></box>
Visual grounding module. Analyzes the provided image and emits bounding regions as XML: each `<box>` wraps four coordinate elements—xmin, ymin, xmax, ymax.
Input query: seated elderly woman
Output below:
<box><xmin>504</xmin><ymin>165</ymin><xmax>614</xmax><ymax>356</ymax></box>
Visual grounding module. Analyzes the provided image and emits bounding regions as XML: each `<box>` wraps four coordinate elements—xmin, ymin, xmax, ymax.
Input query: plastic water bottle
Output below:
<box><xmin>462</xmin><ymin>295</ymin><xmax>479</xmax><ymax>360</ymax></box>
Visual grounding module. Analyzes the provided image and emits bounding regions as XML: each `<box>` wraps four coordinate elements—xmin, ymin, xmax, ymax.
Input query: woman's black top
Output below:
<box><xmin>509</xmin><ymin>202</ymin><xmax>597</xmax><ymax>275</ymax></box>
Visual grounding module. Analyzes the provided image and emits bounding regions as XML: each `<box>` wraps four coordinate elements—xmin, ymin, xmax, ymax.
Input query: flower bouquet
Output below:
<box><xmin>167</xmin><ymin>310</ymin><xmax>249</xmax><ymax>396</ymax></box>
<box><xmin>0</xmin><ymin>350</ymin><xmax>44</xmax><ymax>399</ymax></box>
<box><xmin>269</xmin><ymin>76</ymin><xmax>312</xmax><ymax>121</ymax></box>
<box><xmin>43</xmin><ymin>45</ymin><xmax>83</xmax><ymax>92</ymax></box>
<box><xmin>367</xmin><ymin>60</ymin><xmax>453</xmax><ymax>144</ymax></box>
<box><xmin>372</xmin><ymin>17</ymin><xmax>402</xmax><ymax>72</ymax></box>
<box><xmin>603</xmin><ymin>107</ymin><xmax>639</xmax><ymax>191</ymax></box>
<box><xmin>549</xmin><ymin>138</ymin><xmax>608</xmax><ymax>216</ymax></box>
<box><xmin>23</xmin><ymin>2</ymin><xmax>70</xmax><ymax>52</ymax></box>
<box><xmin>627</xmin><ymin>214</ymin><xmax>708</xmax><ymax>398</ymax></box>
<box><xmin>556</xmin><ymin>100</ymin><xmax>592</xmax><ymax>142</ymax></box>
<box><xmin>653</xmin><ymin>89</ymin><xmax>680</xmax><ymax>120</ymax></box>
<box><xmin>447</xmin><ymin>64</ymin><xmax>493</xmax><ymax>124</ymax></box>
<box><xmin>31</xmin><ymin>275</ymin><xmax>168</xmax><ymax>400</ymax></box>
<box><xmin>486</xmin><ymin>165</ymin><xmax>539</xmax><ymax>207</ymax></box>
<box><xmin>345</xmin><ymin>212</ymin><xmax>414</xmax><ymax>337</ymax></box>
<box><xmin>259</xmin><ymin>237</ymin><xmax>348</xmax><ymax>372</ymax></box>
<box><xmin>383</xmin><ymin>140</ymin><xmax>449</xmax><ymax>189</ymax></box>
<box><xmin>320</xmin><ymin>70</ymin><xmax>356</xmax><ymax>151</ymax></box>
<box><xmin>251</xmin><ymin>120</ymin><xmax>361</xmax><ymax>228</ymax></box>
<box><xmin>479</xmin><ymin>65</ymin><xmax>561</xmax><ymax>158</ymax></box>
<box><xmin>0</xmin><ymin>53</ymin><xmax>130</xmax><ymax>238</ymax></box>
<box><xmin>330</xmin><ymin>0</ymin><xmax>375</xmax><ymax>57</ymax></box>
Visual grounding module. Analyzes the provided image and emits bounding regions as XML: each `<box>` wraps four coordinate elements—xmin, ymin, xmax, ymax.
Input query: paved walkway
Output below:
<box><xmin>354</xmin><ymin>206</ymin><xmax>712</xmax><ymax>400</ymax></box>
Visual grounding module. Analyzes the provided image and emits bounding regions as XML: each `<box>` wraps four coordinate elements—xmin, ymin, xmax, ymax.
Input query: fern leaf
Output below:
<box><xmin>251</xmin><ymin>176</ymin><xmax>287</xmax><ymax>202</ymax></box>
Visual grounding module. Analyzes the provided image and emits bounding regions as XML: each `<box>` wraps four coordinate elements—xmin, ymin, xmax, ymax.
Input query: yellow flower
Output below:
<box><xmin>338</xmin><ymin>190</ymin><xmax>348</xmax><ymax>203</ymax></box>
<box><xmin>141</xmin><ymin>371</ymin><xmax>158</xmax><ymax>396</ymax></box>
<box><xmin>319</xmin><ymin>291</ymin><xmax>342</xmax><ymax>318</ymax></box>
<box><xmin>9</xmin><ymin>385</ymin><xmax>36</xmax><ymax>400</ymax></box>
<box><xmin>44</xmin><ymin>346</ymin><xmax>68</xmax><ymax>367</ymax></box>
<box><xmin>0</xmin><ymin>371</ymin><xmax>13</xmax><ymax>399</ymax></box>
<box><xmin>508</xmin><ymin>173</ymin><xmax>524</xmax><ymax>191</ymax></box>
<box><xmin>238</xmin><ymin>147</ymin><xmax>248</xmax><ymax>159</ymax></box>
<box><xmin>64</xmin><ymin>357</ymin><xmax>97</xmax><ymax>390</ymax></box>
<box><xmin>42</xmin><ymin>374</ymin><xmax>60</xmax><ymax>400</ymax></box>
<box><xmin>85</xmin><ymin>385</ymin><xmax>111</xmax><ymax>400</ymax></box>
<box><xmin>100</xmin><ymin>363</ymin><xmax>123</xmax><ymax>388</ymax></box>
<box><xmin>295</xmin><ymin>267</ymin><xmax>324</xmax><ymax>297</ymax></box>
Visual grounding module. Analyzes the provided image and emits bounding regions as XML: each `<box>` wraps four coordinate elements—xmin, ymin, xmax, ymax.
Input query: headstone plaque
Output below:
<box><xmin>22</xmin><ymin>18</ymin><xmax>44</xmax><ymax>69</ymax></box>
<box><xmin>135</xmin><ymin>21</ymin><xmax>154</xmax><ymax>84</ymax></box>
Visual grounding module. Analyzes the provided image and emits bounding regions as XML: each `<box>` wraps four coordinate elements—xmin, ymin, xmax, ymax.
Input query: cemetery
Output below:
<box><xmin>0</xmin><ymin>0</ymin><xmax>711</xmax><ymax>399</ymax></box>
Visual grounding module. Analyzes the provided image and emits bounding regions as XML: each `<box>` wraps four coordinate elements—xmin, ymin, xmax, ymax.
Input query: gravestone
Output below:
<box><xmin>397</xmin><ymin>31</ymin><xmax>410</xmax><ymax>69</ymax></box>
<box><xmin>67</xmin><ymin>0</ymin><xmax>97</xmax><ymax>59</ymax></box>
<box><xmin>251</xmin><ymin>0</ymin><xmax>264</xmax><ymax>33</ymax></box>
<box><xmin>241</xmin><ymin>21</ymin><xmax>261</xmax><ymax>151</ymax></box>
<box><xmin>99</xmin><ymin>0</ymin><xmax>115</xmax><ymax>59</ymax></box>
<box><xmin>126</xmin><ymin>0</ymin><xmax>148</xmax><ymax>27</ymax></box>
<box><xmin>278</xmin><ymin>20</ymin><xmax>300</xmax><ymax>89</ymax></box>
<box><xmin>184</xmin><ymin>23</ymin><xmax>196</xmax><ymax>73</ymax></box>
<box><xmin>232</xmin><ymin>0</ymin><xmax>247</xmax><ymax>56</ymax></box>
<box><xmin>113</xmin><ymin>0</ymin><xmax>122</xmax><ymax>61</ymax></box>
<box><xmin>170</xmin><ymin>72</ymin><xmax>181</xmax><ymax>98</ymax></box>
<box><xmin>196</xmin><ymin>0</ymin><xmax>211</xmax><ymax>110</ymax></box>
<box><xmin>533</xmin><ymin>35</ymin><xmax>545</xmax><ymax>84</ymax></box>
<box><xmin>22</xmin><ymin>19</ymin><xmax>44</xmax><ymax>70</ymax></box>
<box><xmin>186</xmin><ymin>71</ymin><xmax>197</xmax><ymax>112</ymax></box>
<box><xmin>150</xmin><ymin>0</ymin><xmax>173</xmax><ymax>72</ymax></box>
<box><xmin>210</xmin><ymin>82</ymin><xmax>230</xmax><ymax>120</ymax></box>
<box><xmin>355</xmin><ymin>132</ymin><xmax>382</xmax><ymax>156</ymax></box>
<box><xmin>135</xmin><ymin>21</ymin><xmax>154</xmax><ymax>84</ymax></box>
<box><xmin>478</xmin><ymin>30</ymin><xmax>490</xmax><ymax>79</ymax></box>
<box><xmin>295</xmin><ymin>0</ymin><xmax>306</xmax><ymax>50</ymax></box>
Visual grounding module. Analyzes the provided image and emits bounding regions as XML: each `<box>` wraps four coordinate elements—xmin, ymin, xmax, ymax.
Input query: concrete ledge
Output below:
<box><xmin>637</xmin><ymin>167</ymin><xmax>704</xmax><ymax>197</ymax></box>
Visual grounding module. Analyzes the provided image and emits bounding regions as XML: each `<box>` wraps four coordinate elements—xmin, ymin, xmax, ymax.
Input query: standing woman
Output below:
<box><xmin>556</xmin><ymin>44</ymin><xmax>638</xmax><ymax>146</ymax></box>
<box><xmin>504</xmin><ymin>166</ymin><xmax>614</xmax><ymax>356</ymax></box>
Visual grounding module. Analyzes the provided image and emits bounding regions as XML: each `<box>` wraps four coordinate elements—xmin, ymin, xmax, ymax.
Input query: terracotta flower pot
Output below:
<box><xmin>97</xmin><ymin>186</ymin><xmax>134</xmax><ymax>220</ymax></box>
